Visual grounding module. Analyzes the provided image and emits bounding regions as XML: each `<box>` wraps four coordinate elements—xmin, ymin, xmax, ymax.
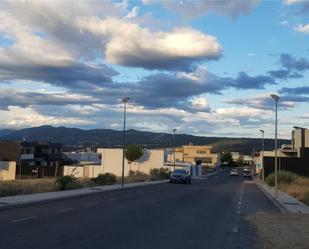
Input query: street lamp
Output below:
<box><xmin>173</xmin><ymin>128</ymin><xmax>177</xmax><ymax>170</ymax></box>
<box><xmin>121</xmin><ymin>97</ymin><xmax>130</xmax><ymax>189</ymax></box>
<box><xmin>271</xmin><ymin>94</ymin><xmax>280</xmax><ymax>198</ymax></box>
<box><xmin>260</xmin><ymin>129</ymin><xmax>265</xmax><ymax>181</ymax></box>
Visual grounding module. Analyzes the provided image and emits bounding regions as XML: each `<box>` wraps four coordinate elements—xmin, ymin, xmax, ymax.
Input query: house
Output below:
<box><xmin>97</xmin><ymin>148</ymin><xmax>166</xmax><ymax>177</ymax></box>
<box><xmin>0</xmin><ymin>141</ymin><xmax>21</xmax><ymax>180</ymax></box>
<box><xmin>260</xmin><ymin>127</ymin><xmax>309</xmax><ymax>177</ymax></box>
<box><xmin>166</xmin><ymin>145</ymin><xmax>220</xmax><ymax>175</ymax></box>
<box><xmin>20</xmin><ymin>141</ymin><xmax>64</xmax><ymax>178</ymax></box>
<box><xmin>63</xmin><ymin>151</ymin><xmax>103</xmax><ymax>178</ymax></box>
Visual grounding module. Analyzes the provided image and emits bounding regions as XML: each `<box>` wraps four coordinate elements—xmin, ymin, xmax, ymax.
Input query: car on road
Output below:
<box><xmin>170</xmin><ymin>169</ymin><xmax>191</xmax><ymax>184</ymax></box>
<box><xmin>242</xmin><ymin>168</ymin><xmax>253</xmax><ymax>179</ymax></box>
<box><xmin>230</xmin><ymin>168</ymin><xmax>239</xmax><ymax>176</ymax></box>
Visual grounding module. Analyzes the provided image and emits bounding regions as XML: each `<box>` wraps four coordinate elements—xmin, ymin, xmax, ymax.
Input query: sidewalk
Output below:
<box><xmin>0</xmin><ymin>180</ymin><xmax>169</xmax><ymax>211</ymax></box>
<box><xmin>255</xmin><ymin>179</ymin><xmax>309</xmax><ymax>214</ymax></box>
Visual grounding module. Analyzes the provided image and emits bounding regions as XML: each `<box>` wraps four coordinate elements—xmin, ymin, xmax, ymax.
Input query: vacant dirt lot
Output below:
<box><xmin>248</xmin><ymin>213</ymin><xmax>309</xmax><ymax>249</ymax></box>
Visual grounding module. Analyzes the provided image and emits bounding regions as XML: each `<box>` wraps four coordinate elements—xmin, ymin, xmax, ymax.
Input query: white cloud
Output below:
<box><xmin>76</xmin><ymin>17</ymin><xmax>222</xmax><ymax>70</ymax></box>
<box><xmin>283</xmin><ymin>0</ymin><xmax>304</xmax><ymax>5</ymax></box>
<box><xmin>294</xmin><ymin>23</ymin><xmax>309</xmax><ymax>34</ymax></box>
<box><xmin>0</xmin><ymin>106</ymin><xmax>94</xmax><ymax>129</ymax></box>
<box><xmin>159</xmin><ymin>0</ymin><xmax>260</xmax><ymax>19</ymax></box>
<box><xmin>125</xmin><ymin>6</ymin><xmax>139</xmax><ymax>19</ymax></box>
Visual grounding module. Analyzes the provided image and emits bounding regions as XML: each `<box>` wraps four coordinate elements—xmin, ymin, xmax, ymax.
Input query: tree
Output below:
<box><xmin>125</xmin><ymin>144</ymin><xmax>143</xmax><ymax>170</ymax></box>
<box><xmin>221</xmin><ymin>152</ymin><xmax>234</xmax><ymax>166</ymax></box>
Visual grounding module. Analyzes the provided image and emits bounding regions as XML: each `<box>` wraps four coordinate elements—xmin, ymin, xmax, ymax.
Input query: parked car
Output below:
<box><xmin>230</xmin><ymin>168</ymin><xmax>239</xmax><ymax>176</ymax></box>
<box><xmin>170</xmin><ymin>169</ymin><xmax>191</xmax><ymax>184</ymax></box>
<box><xmin>242</xmin><ymin>168</ymin><xmax>253</xmax><ymax>179</ymax></box>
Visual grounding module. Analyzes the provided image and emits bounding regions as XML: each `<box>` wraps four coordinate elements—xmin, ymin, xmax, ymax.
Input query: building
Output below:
<box><xmin>166</xmin><ymin>145</ymin><xmax>220</xmax><ymax>175</ymax></box>
<box><xmin>0</xmin><ymin>141</ymin><xmax>21</xmax><ymax>180</ymax></box>
<box><xmin>20</xmin><ymin>141</ymin><xmax>65</xmax><ymax>178</ymax></box>
<box><xmin>63</xmin><ymin>151</ymin><xmax>103</xmax><ymax>178</ymax></box>
<box><xmin>0</xmin><ymin>161</ymin><xmax>16</xmax><ymax>181</ymax></box>
<box><xmin>97</xmin><ymin>148</ymin><xmax>166</xmax><ymax>177</ymax></box>
<box><xmin>260</xmin><ymin>127</ymin><xmax>309</xmax><ymax>177</ymax></box>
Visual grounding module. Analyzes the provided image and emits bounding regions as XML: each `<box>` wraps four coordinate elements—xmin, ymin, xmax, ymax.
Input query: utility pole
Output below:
<box><xmin>173</xmin><ymin>128</ymin><xmax>177</xmax><ymax>171</ymax></box>
<box><xmin>121</xmin><ymin>97</ymin><xmax>129</xmax><ymax>189</ymax></box>
<box><xmin>260</xmin><ymin>129</ymin><xmax>264</xmax><ymax>181</ymax></box>
<box><xmin>271</xmin><ymin>94</ymin><xmax>280</xmax><ymax>198</ymax></box>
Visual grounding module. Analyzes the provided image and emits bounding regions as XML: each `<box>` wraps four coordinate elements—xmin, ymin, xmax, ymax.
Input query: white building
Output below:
<box><xmin>97</xmin><ymin>148</ymin><xmax>166</xmax><ymax>177</ymax></box>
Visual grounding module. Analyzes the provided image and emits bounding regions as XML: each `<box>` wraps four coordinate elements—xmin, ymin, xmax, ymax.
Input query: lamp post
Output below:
<box><xmin>260</xmin><ymin>129</ymin><xmax>265</xmax><ymax>181</ymax></box>
<box><xmin>271</xmin><ymin>94</ymin><xmax>280</xmax><ymax>198</ymax></box>
<box><xmin>121</xmin><ymin>97</ymin><xmax>130</xmax><ymax>189</ymax></box>
<box><xmin>173</xmin><ymin>128</ymin><xmax>177</xmax><ymax>170</ymax></box>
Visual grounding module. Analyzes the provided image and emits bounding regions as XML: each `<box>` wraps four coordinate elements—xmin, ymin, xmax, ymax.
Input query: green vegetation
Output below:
<box><xmin>265</xmin><ymin>170</ymin><xmax>297</xmax><ymax>186</ymax></box>
<box><xmin>150</xmin><ymin>168</ymin><xmax>170</xmax><ymax>180</ymax></box>
<box><xmin>265</xmin><ymin>171</ymin><xmax>309</xmax><ymax>205</ymax></box>
<box><xmin>221</xmin><ymin>152</ymin><xmax>235</xmax><ymax>166</ymax></box>
<box><xmin>125</xmin><ymin>144</ymin><xmax>143</xmax><ymax>164</ymax></box>
<box><xmin>55</xmin><ymin>175</ymin><xmax>77</xmax><ymax>190</ymax></box>
<box><xmin>95</xmin><ymin>173</ymin><xmax>117</xmax><ymax>185</ymax></box>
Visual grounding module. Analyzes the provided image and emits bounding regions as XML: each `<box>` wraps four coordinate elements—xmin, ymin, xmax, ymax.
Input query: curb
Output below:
<box><xmin>255</xmin><ymin>179</ymin><xmax>287</xmax><ymax>213</ymax></box>
<box><xmin>0</xmin><ymin>180</ymin><xmax>169</xmax><ymax>211</ymax></box>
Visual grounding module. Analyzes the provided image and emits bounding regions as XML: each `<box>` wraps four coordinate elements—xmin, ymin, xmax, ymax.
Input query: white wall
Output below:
<box><xmin>0</xmin><ymin>161</ymin><xmax>16</xmax><ymax>181</ymax></box>
<box><xmin>97</xmin><ymin>148</ymin><xmax>165</xmax><ymax>177</ymax></box>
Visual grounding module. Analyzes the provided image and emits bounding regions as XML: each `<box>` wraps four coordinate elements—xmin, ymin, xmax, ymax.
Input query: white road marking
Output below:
<box><xmin>85</xmin><ymin>202</ymin><xmax>99</xmax><ymax>207</ymax></box>
<box><xmin>233</xmin><ymin>182</ymin><xmax>245</xmax><ymax>233</ymax></box>
<box><xmin>11</xmin><ymin>216</ymin><xmax>38</xmax><ymax>223</ymax></box>
<box><xmin>56</xmin><ymin>208</ymin><xmax>73</xmax><ymax>213</ymax></box>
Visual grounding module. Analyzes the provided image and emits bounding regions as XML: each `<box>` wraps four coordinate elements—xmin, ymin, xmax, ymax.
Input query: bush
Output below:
<box><xmin>95</xmin><ymin>173</ymin><xmax>117</xmax><ymax>185</ymax></box>
<box><xmin>55</xmin><ymin>175</ymin><xmax>77</xmax><ymax>191</ymax></box>
<box><xmin>302</xmin><ymin>192</ymin><xmax>309</xmax><ymax>205</ymax></box>
<box><xmin>128</xmin><ymin>170</ymin><xmax>147</xmax><ymax>177</ymax></box>
<box><xmin>150</xmin><ymin>168</ymin><xmax>170</xmax><ymax>180</ymax></box>
<box><xmin>266</xmin><ymin>170</ymin><xmax>297</xmax><ymax>186</ymax></box>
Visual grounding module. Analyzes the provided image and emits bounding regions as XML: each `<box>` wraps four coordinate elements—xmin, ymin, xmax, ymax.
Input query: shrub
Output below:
<box><xmin>150</xmin><ymin>168</ymin><xmax>170</xmax><ymax>180</ymax></box>
<box><xmin>95</xmin><ymin>173</ymin><xmax>117</xmax><ymax>185</ymax></box>
<box><xmin>266</xmin><ymin>170</ymin><xmax>297</xmax><ymax>186</ymax></box>
<box><xmin>55</xmin><ymin>175</ymin><xmax>76</xmax><ymax>191</ymax></box>
<box><xmin>303</xmin><ymin>192</ymin><xmax>309</xmax><ymax>205</ymax></box>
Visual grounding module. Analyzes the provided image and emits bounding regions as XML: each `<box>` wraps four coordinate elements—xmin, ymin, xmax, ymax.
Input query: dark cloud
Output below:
<box><xmin>267</xmin><ymin>69</ymin><xmax>303</xmax><ymax>79</ymax></box>
<box><xmin>229</xmin><ymin>72</ymin><xmax>276</xmax><ymax>89</ymax></box>
<box><xmin>280</xmin><ymin>53</ymin><xmax>309</xmax><ymax>71</ymax></box>
<box><xmin>0</xmin><ymin>90</ymin><xmax>96</xmax><ymax>110</ymax></box>
<box><xmin>279</xmin><ymin>86</ymin><xmax>309</xmax><ymax>95</ymax></box>
<box><xmin>0</xmin><ymin>62</ymin><xmax>118</xmax><ymax>89</ymax></box>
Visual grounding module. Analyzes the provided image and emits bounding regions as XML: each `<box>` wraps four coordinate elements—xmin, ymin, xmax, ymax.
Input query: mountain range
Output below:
<box><xmin>0</xmin><ymin>125</ymin><xmax>290</xmax><ymax>154</ymax></box>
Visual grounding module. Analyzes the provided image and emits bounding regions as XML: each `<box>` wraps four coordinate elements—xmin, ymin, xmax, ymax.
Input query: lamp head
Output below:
<box><xmin>122</xmin><ymin>97</ymin><xmax>130</xmax><ymax>103</ymax></box>
<box><xmin>173</xmin><ymin>128</ymin><xmax>177</xmax><ymax>133</ymax></box>
<box><xmin>260</xmin><ymin>129</ymin><xmax>264</xmax><ymax>133</ymax></box>
<box><xmin>270</xmin><ymin>94</ymin><xmax>280</xmax><ymax>100</ymax></box>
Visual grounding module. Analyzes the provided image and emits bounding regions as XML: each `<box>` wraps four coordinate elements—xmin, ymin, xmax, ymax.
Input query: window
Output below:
<box><xmin>197</xmin><ymin>150</ymin><xmax>206</xmax><ymax>154</ymax></box>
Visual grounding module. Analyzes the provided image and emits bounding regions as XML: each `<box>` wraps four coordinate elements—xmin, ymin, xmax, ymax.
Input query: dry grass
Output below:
<box><xmin>121</xmin><ymin>175</ymin><xmax>152</xmax><ymax>183</ymax></box>
<box><xmin>0</xmin><ymin>178</ymin><xmax>57</xmax><ymax>197</ymax></box>
<box><xmin>279</xmin><ymin>176</ymin><xmax>309</xmax><ymax>205</ymax></box>
<box><xmin>247</xmin><ymin>213</ymin><xmax>309</xmax><ymax>249</ymax></box>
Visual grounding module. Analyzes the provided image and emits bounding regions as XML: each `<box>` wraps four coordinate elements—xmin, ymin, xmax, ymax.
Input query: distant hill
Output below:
<box><xmin>0</xmin><ymin>125</ymin><xmax>290</xmax><ymax>154</ymax></box>
<box><xmin>0</xmin><ymin>129</ymin><xmax>15</xmax><ymax>137</ymax></box>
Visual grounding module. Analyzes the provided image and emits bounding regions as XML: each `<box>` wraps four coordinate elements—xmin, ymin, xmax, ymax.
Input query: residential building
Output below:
<box><xmin>97</xmin><ymin>148</ymin><xmax>166</xmax><ymax>177</ymax></box>
<box><xmin>20</xmin><ymin>141</ymin><xmax>64</xmax><ymax>178</ymax></box>
<box><xmin>63</xmin><ymin>151</ymin><xmax>103</xmax><ymax>178</ymax></box>
<box><xmin>0</xmin><ymin>161</ymin><xmax>16</xmax><ymax>181</ymax></box>
<box><xmin>260</xmin><ymin>127</ymin><xmax>309</xmax><ymax>177</ymax></box>
<box><xmin>166</xmin><ymin>145</ymin><xmax>220</xmax><ymax>175</ymax></box>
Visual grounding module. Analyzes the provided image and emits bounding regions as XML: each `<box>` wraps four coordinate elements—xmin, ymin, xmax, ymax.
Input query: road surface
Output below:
<box><xmin>0</xmin><ymin>169</ymin><xmax>279</xmax><ymax>249</ymax></box>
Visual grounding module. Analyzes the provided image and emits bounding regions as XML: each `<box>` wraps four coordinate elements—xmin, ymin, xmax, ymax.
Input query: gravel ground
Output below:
<box><xmin>247</xmin><ymin>213</ymin><xmax>309</xmax><ymax>249</ymax></box>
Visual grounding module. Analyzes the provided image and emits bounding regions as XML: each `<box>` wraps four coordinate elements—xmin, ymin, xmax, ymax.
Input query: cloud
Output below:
<box><xmin>0</xmin><ymin>89</ymin><xmax>97</xmax><ymax>110</ymax></box>
<box><xmin>280</xmin><ymin>53</ymin><xmax>309</xmax><ymax>71</ymax></box>
<box><xmin>0</xmin><ymin>106</ymin><xmax>95</xmax><ymax>129</ymax></box>
<box><xmin>295</xmin><ymin>23</ymin><xmax>309</xmax><ymax>34</ymax></box>
<box><xmin>77</xmin><ymin>17</ymin><xmax>222</xmax><ymax>71</ymax></box>
<box><xmin>144</xmin><ymin>0</ymin><xmax>260</xmax><ymax>19</ymax></box>
<box><xmin>279</xmin><ymin>86</ymin><xmax>309</xmax><ymax>95</ymax></box>
<box><xmin>224</xmin><ymin>94</ymin><xmax>296</xmax><ymax>110</ymax></box>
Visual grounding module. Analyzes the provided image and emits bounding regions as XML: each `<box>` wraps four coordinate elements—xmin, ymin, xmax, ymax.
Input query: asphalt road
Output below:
<box><xmin>0</xmin><ymin>169</ymin><xmax>279</xmax><ymax>249</ymax></box>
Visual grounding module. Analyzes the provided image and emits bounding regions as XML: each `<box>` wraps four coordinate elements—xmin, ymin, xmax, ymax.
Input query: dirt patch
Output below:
<box><xmin>247</xmin><ymin>213</ymin><xmax>309</xmax><ymax>249</ymax></box>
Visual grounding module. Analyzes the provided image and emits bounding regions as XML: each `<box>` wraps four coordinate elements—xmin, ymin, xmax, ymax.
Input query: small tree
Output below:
<box><xmin>125</xmin><ymin>144</ymin><xmax>143</xmax><ymax>170</ymax></box>
<box><xmin>221</xmin><ymin>152</ymin><xmax>234</xmax><ymax>166</ymax></box>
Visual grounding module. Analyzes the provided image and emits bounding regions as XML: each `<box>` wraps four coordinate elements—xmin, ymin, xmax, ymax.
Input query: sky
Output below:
<box><xmin>0</xmin><ymin>0</ymin><xmax>309</xmax><ymax>139</ymax></box>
